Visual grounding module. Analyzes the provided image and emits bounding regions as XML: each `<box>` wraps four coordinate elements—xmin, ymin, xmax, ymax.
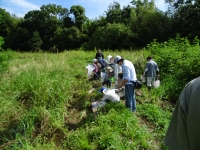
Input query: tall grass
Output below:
<box><xmin>0</xmin><ymin>49</ymin><xmax>175</xmax><ymax>150</ymax></box>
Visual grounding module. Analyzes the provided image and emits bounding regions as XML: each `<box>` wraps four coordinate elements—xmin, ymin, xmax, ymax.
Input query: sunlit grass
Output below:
<box><xmin>0</xmin><ymin>50</ymin><xmax>172</xmax><ymax>150</ymax></box>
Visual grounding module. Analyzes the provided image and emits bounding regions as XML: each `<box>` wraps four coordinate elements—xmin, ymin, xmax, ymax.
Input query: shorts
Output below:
<box><xmin>147</xmin><ymin>77</ymin><xmax>156</xmax><ymax>87</ymax></box>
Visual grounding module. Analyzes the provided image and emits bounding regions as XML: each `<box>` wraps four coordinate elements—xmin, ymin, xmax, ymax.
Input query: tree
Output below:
<box><xmin>70</xmin><ymin>5</ymin><xmax>87</xmax><ymax>31</ymax></box>
<box><xmin>29</xmin><ymin>31</ymin><xmax>43</xmax><ymax>51</ymax></box>
<box><xmin>105</xmin><ymin>1</ymin><xmax>122</xmax><ymax>23</ymax></box>
<box><xmin>0</xmin><ymin>8</ymin><xmax>15</xmax><ymax>38</ymax></box>
<box><xmin>87</xmin><ymin>23</ymin><xmax>138</xmax><ymax>50</ymax></box>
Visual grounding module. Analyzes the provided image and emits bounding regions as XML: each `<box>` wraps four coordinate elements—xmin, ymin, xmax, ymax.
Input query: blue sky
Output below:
<box><xmin>0</xmin><ymin>0</ymin><xmax>168</xmax><ymax>19</ymax></box>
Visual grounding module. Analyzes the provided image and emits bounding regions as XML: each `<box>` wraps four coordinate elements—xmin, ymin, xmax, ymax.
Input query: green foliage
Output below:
<box><xmin>146</xmin><ymin>36</ymin><xmax>200</xmax><ymax>101</ymax></box>
<box><xmin>0</xmin><ymin>36</ymin><xmax>4</xmax><ymax>50</ymax></box>
<box><xmin>88</xmin><ymin>23</ymin><xmax>138</xmax><ymax>50</ymax></box>
<box><xmin>63</xmin><ymin>107</ymin><xmax>155</xmax><ymax>149</ymax></box>
<box><xmin>0</xmin><ymin>49</ymin><xmax>13</xmax><ymax>73</ymax></box>
<box><xmin>0</xmin><ymin>51</ymin><xmax>173</xmax><ymax>150</ymax></box>
<box><xmin>0</xmin><ymin>8</ymin><xmax>15</xmax><ymax>37</ymax></box>
<box><xmin>138</xmin><ymin>103</ymin><xmax>171</xmax><ymax>137</ymax></box>
<box><xmin>29</xmin><ymin>31</ymin><xmax>43</xmax><ymax>51</ymax></box>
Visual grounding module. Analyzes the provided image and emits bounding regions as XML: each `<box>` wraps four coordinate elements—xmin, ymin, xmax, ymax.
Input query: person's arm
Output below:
<box><xmin>102</xmin><ymin>53</ymin><xmax>104</xmax><ymax>59</ymax></box>
<box><xmin>95</xmin><ymin>53</ymin><xmax>98</xmax><ymax>59</ymax></box>
<box><xmin>156</xmin><ymin>66</ymin><xmax>160</xmax><ymax>78</ymax></box>
<box><xmin>118</xmin><ymin>65</ymin><xmax>129</xmax><ymax>88</ymax></box>
<box><xmin>143</xmin><ymin>68</ymin><xmax>148</xmax><ymax>77</ymax></box>
<box><xmin>118</xmin><ymin>79</ymin><xmax>128</xmax><ymax>89</ymax></box>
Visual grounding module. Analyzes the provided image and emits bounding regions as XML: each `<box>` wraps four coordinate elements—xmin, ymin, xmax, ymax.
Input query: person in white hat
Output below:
<box><xmin>115</xmin><ymin>56</ymin><xmax>137</xmax><ymax>112</ymax></box>
<box><xmin>113</xmin><ymin>56</ymin><xmax>123</xmax><ymax>88</ymax></box>
<box><xmin>105</xmin><ymin>66</ymin><xmax>114</xmax><ymax>88</ymax></box>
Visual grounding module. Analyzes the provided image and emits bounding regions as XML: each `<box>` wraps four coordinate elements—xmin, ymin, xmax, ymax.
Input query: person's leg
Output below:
<box><xmin>107</xmin><ymin>80</ymin><xmax>111</xmax><ymax>88</ymax></box>
<box><xmin>94</xmin><ymin>73</ymin><xmax>100</xmax><ymax>80</ymax></box>
<box><xmin>98</xmin><ymin>58</ymin><xmax>105</xmax><ymax>70</ymax></box>
<box><xmin>147</xmin><ymin>77</ymin><xmax>153</xmax><ymax>90</ymax></box>
<box><xmin>125</xmin><ymin>84</ymin><xmax>136</xmax><ymax>112</ymax></box>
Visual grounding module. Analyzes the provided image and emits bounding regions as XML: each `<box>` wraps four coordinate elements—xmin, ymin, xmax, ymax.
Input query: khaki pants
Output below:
<box><xmin>147</xmin><ymin>77</ymin><xmax>156</xmax><ymax>87</ymax></box>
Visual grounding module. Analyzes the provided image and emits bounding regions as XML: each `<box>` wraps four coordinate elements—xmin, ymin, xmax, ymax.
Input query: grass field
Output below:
<box><xmin>0</xmin><ymin>50</ymin><xmax>173</xmax><ymax>150</ymax></box>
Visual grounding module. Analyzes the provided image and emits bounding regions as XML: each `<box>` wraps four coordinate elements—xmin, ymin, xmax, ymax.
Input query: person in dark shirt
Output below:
<box><xmin>164</xmin><ymin>76</ymin><xmax>200</xmax><ymax>150</ymax></box>
<box><xmin>95</xmin><ymin>49</ymin><xmax>105</xmax><ymax>72</ymax></box>
<box><xmin>95</xmin><ymin>49</ymin><xmax>104</xmax><ymax>59</ymax></box>
<box><xmin>143</xmin><ymin>56</ymin><xmax>159</xmax><ymax>90</ymax></box>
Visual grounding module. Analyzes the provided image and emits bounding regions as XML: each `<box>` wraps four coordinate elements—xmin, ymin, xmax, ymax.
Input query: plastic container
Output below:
<box><xmin>153</xmin><ymin>80</ymin><xmax>160</xmax><ymax>88</ymax></box>
<box><xmin>102</xmin><ymin>89</ymin><xmax>120</xmax><ymax>102</ymax></box>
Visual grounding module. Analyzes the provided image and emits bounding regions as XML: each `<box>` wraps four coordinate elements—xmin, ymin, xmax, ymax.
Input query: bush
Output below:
<box><xmin>146</xmin><ymin>36</ymin><xmax>200</xmax><ymax>102</ymax></box>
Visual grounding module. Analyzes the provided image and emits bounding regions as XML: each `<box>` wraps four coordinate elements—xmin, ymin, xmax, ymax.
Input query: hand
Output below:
<box><xmin>157</xmin><ymin>75</ymin><xmax>160</xmax><ymax>78</ymax></box>
<box><xmin>115</xmin><ymin>89</ymin><xmax>119</xmax><ymax>93</ymax></box>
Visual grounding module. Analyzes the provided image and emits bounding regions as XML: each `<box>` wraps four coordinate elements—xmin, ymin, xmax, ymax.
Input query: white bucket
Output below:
<box><xmin>153</xmin><ymin>80</ymin><xmax>160</xmax><ymax>88</ymax></box>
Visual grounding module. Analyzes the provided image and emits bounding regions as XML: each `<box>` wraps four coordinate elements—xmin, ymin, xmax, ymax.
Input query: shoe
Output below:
<box><xmin>97</xmin><ymin>101</ymin><xmax>106</xmax><ymax>107</ymax></box>
<box><xmin>91</xmin><ymin>102</ymin><xmax>98</xmax><ymax>108</ymax></box>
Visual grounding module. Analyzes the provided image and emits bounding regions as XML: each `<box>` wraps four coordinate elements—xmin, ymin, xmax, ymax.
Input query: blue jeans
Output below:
<box><xmin>97</xmin><ymin>58</ymin><xmax>105</xmax><ymax>69</ymax></box>
<box><xmin>125</xmin><ymin>84</ymin><xmax>136</xmax><ymax>112</ymax></box>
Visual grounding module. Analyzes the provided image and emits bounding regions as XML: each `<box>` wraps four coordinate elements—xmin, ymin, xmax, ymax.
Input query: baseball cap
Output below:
<box><xmin>107</xmin><ymin>55</ymin><xmax>112</xmax><ymax>62</ymax></box>
<box><xmin>93</xmin><ymin>59</ymin><xmax>97</xmax><ymax>63</ymax></box>
<box><xmin>98</xmin><ymin>86</ymin><xmax>107</xmax><ymax>92</ymax></box>
<box><xmin>114</xmin><ymin>56</ymin><xmax>122</xmax><ymax>63</ymax></box>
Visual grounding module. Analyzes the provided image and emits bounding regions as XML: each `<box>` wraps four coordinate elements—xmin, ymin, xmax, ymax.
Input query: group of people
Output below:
<box><xmin>91</xmin><ymin>49</ymin><xmax>160</xmax><ymax>112</ymax></box>
<box><xmin>90</xmin><ymin>49</ymin><xmax>200</xmax><ymax>149</ymax></box>
<box><xmin>93</xmin><ymin>49</ymin><xmax>122</xmax><ymax>88</ymax></box>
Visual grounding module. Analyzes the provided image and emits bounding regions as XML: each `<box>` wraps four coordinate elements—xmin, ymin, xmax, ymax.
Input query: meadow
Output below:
<box><xmin>1</xmin><ymin>37</ymin><xmax>200</xmax><ymax>149</ymax></box>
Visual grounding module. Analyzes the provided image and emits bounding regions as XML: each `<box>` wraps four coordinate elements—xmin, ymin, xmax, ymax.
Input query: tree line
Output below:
<box><xmin>0</xmin><ymin>0</ymin><xmax>200</xmax><ymax>52</ymax></box>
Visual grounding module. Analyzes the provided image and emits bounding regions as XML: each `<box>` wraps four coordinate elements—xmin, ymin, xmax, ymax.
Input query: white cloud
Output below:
<box><xmin>155</xmin><ymin>0</ymin><xmax>168</xmax><ymax>11</ymax></box>
<box><xmin>0</xmin><ymin>0</ymin><xmax>40</xmax><ymax>17</ymax></box>
<box><xmin>9</xmin><ymin>0</ymin><xmax>39</xmax><ymax>10</ymax></box>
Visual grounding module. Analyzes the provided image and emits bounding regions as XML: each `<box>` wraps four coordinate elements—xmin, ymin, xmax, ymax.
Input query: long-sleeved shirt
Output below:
<box><xmin>93</xmin><ymin>63</ymin><xmax>98</xmax><ymax>73</ymax></box>
<box><xmin>95</xmin><ymin>52</ymin><xmax>104</xmax><ymax>59</ymax></box>
<box><xmin>121</xmin><ymin>60</ymin><xmax>137</xmax><ymax>85</ymax></box>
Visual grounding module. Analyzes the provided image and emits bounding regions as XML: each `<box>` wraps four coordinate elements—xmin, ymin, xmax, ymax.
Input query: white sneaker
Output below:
<box><xmin>97</xmin><ymin>101</ymin><xmax>106</xmax><ymax>107</ymax></box>
<box><xmin>91</xmin><ymin>102</ymin><xmax>98</xmax><ymax>108</ymax></box>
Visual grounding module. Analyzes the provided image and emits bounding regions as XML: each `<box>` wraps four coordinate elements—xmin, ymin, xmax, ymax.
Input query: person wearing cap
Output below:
<box><xmin>113</xmin><ymin>55</ymin><xmax>123</xmax><ymax>88</ymax></box>
<box><xmin>106</xmin><ymin>55</ymin><xmax>114</xmax><ymax>69</ymax></box>
<box><xmin>164</xmin><ymin>76</ymin><xmax>200</xmax><ymax>150</ymax></box>
<box><xmin>143</xmin><ymin>56</ymin><xmax>159</xmax><ymax>90</ymax></box>
<box><xmin>115</xmin><ymin>56</ymin><xmax>137</xmax><ymax>112</ymax></box>
<box><xmin>101</xmin><ymin>56</ymin><xmax>114</xmax><ymax>86</ymax></box>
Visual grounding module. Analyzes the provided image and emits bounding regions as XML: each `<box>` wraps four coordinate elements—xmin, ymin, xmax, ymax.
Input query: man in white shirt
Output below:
<box><xmin>115</xmin><ymin>56</ymin><xmax>137</xmax><ymax>112</ymax></box>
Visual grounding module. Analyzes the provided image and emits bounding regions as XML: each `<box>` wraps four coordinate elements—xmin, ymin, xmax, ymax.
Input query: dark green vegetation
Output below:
<box><xmin>1</xmin><ymin>37</ymin><xmax>200</xmax><ymax>149</ymax></box>
<box><xmin>1</xmin><ymin>0</ymin><xmax>200</xmax><ymax>51</ymax></box>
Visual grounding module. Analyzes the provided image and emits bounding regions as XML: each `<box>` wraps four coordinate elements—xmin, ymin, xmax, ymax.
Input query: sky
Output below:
<box><xmin>0</xmin><ymin>0</ymin><xmax>168</xmax><ymax>19</ymax></box>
